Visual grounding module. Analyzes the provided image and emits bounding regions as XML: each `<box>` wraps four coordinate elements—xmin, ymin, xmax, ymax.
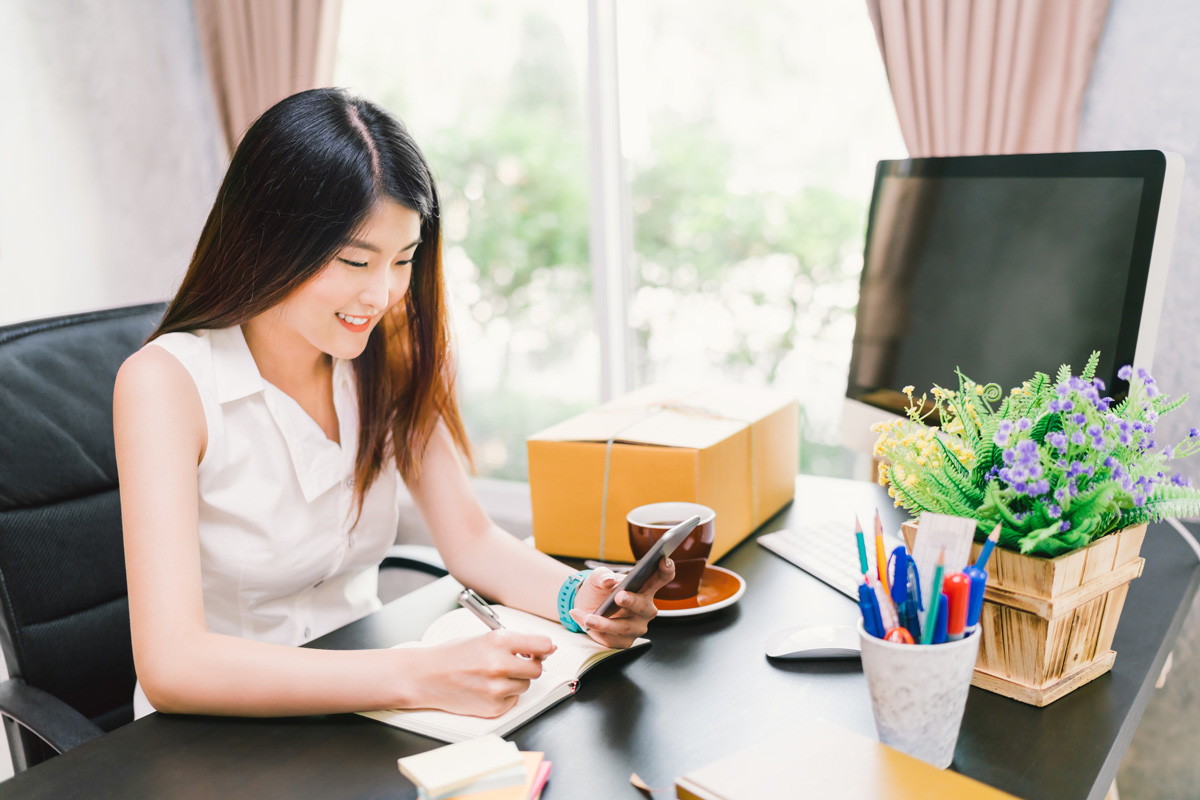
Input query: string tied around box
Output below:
<box><xmin>596</xmin><ymin>399</ymin><xmax>759</xmax><ymax>561</ymax></box>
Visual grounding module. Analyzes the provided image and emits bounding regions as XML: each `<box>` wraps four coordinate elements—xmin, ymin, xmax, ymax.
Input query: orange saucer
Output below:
<box><xmin>654</xmin><ymin>565</ymin><xmax>746</xmax><ymax>617</ymax></box>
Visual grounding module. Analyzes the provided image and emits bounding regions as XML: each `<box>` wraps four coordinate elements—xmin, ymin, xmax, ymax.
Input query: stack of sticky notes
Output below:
<box><xmin>397</xmin><ymin>734</ymin><xmax>552</xmax><ymax>800</ymax></box>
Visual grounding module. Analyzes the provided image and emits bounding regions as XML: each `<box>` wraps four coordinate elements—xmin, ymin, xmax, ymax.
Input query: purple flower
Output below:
<box><xmin>1056</xmin><ymin>384</ymin><xmax>1071</xmax><ymax>398</ymax></box>
<box><xmin>1093</xmin><ymin>378</ymin><xmax>1106</xmax><ymax>391</ymax></box>
<box><xmin>1003</xmin><ymin>449</ymin><xmax>1017</xmax><ymax>466</ymax></box>
<box><xmin>1118</xmin><ymin>365</ymin><xmax>1133</xmax><ymax>381</ymax></box>
<box><xmin>1012</xmin><ymin>481</ymin><xmax>1028</xmax><ymax>495</ymax></box>
<box><xmin>1138</xmin><ymin>367</ymin><xmax>1153</xmax><ymax>382</ymax></box>
<box><xmin>1072</xmin><ymin>431</ymin><xmax>1086</xmax><ymax>446</ymax></box>
<box><xmin>1017</xmin><ymin>417</ymin><xmax>1032</xmax><ymax>432</ymax></box>
<box><xmin>1072</xmin><ymin>413</ymin><xmax>1088</xmax><ymax>426</ymax></box>
<box><xmin>1146</xmin><ymin>383</ymin><xmax>1160</xmax><ymax>398</ymax></box>
<box><xmin>1190</xmin><ymin>428</ymin><xmax>1200</xmax><ymax>439</ymax></box>
<box><xmin>1098</xmin><ymin>397</ymin><xmax>1113</xmax><ymax>411</ymax></box>
<box><xmin>1087</xmin><ymin>424</ymin><xmax>1102</xmax><ymax>437</ymax></box>
<box><xmin>1054</xmin><ymin>486</ymin><xmax>1068</xmax><ymax>503</ymax></box>
<box><xmin>1049</xmin><ymin>399</ymin><xmax>1062</xmax><ymax>413</ymax></box>
<box><xmin>1048</xmin><ymin>432</ymin><xmax>1068</xmax><ymax>450</ymax></box>
<box><xmin>1060</xmin><ymin>399</ymin><xmax>1075</xmax><ymax>412</ymax></box>
<box><xmin>1172</xmin><ymin>474</ymin><xmax>1193</xmax><ymax>488</ymax></box>
<box><xmin>1048</xmin><ymin>504</ymin><xmax>1062</xmax><ymax>519</ymax></box>
<box><xmin>1103</xmin><ymin>456</ymin><xmax>1118</xmax><ymax>470</ymax></box>
<box><xmin>1059</xmin><ymin>520</ymin><xmax>1072</xmax><ymax>532</ymax></box>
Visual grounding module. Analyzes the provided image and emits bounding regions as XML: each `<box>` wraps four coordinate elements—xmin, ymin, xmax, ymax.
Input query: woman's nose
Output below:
<box><xmin>361</xmin><ymin>266</ymin><xmax>391</xmax><ymax>311</ymax></box>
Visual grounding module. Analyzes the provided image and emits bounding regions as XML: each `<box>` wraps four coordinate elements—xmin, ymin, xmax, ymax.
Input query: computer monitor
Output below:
<box><xmin>841</xmin><ymin>150</ymin><xmax>1184</xmax><ymax>456</ymax></box>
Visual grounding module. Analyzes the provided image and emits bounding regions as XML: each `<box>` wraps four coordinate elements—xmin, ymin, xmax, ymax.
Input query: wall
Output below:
<box><xmin>0</xmin><ymin>0</ymin><xmax>224</xmax><ymax>326</ymax></box>
<box><xmin>1077</xmin><ymin>0</ymin><xmax>1200</xmax><ymax>480</ymax></box>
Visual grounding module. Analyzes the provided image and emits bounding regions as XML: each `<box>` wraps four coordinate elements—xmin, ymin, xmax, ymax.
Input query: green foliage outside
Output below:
<box><xmin>400</xmin><ymin>13</ymin><xmax>868</xmax><ymax>481</ymax></box>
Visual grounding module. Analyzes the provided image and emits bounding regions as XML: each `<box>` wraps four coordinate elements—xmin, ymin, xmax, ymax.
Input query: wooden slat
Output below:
<box><xmin>1081</xmin><ymin>535</ymin><xmax>1121</xmax><ymax>585</ymax></box>
<box><xmin>972</xmin><ymin>650</ymin><xmax>1117</xmax><ymax>707</ymax></box>
<box><xmin>1061</xmin><ymin>595</ymin><xmax>1106</xmax><ymax>676</ymax></box>
<box><xmin>1096</xmin><ymin>583</ymin><xmax>1130</xmax><ymax>654</ymax></box>
<box><xmin>1114</xmin><ymin>524</ymin><xmax>1148</xmax><ymax>566</ymax></box>
<box><xmin>980</xmin><ymin>558</ymin><xmax>1144</xmax><ymax>619</ymax></box>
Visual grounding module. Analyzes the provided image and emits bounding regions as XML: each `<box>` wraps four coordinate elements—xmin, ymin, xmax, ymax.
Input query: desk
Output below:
<box><xmin>6</xmin><ymin>476</ymin><xmax>1198</xmax><ymax>799</ymax></box>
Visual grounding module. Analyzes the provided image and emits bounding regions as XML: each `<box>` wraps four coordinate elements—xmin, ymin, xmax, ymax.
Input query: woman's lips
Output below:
<box><xmin>336</xmin><ymin>313</ymin><xmax>371</xmax><ymax>333</ymax></box>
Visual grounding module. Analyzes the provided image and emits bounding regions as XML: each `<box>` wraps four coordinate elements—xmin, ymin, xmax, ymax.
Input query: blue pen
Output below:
<box><xmin>858</xmin><ymin>581</ymin><xmax>884</xmax><ymax>638</ymax></box>
<box><xmin>903</xmin><ymin>553</ymin><xmax>922</xmax><ymax>642</ymax></box>
<box><xmin>888</xmin><ymin>547</ymin><xmax>908</xmax><ymax>631</ymax></box>
<box><xmin>963</xmin><ymin>565</ymin><xmax>987</xmax><ymax>635</ymax></box>
<box><xmin>932</xmin><ymin>592</ymin><xmax>949</xmax><ymax>644</ymax></box>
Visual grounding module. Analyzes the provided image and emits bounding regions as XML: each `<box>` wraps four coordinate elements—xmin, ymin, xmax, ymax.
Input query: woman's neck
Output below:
<box><xmin>240</xmin><ymin>316</ymin><xmax>331</xmax><ymax>392</ymax></box>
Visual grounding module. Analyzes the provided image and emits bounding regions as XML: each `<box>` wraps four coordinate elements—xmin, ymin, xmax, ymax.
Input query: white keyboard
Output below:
<box><xmin>758</xmin><ymin>519</ymin><xmax>902</xmax><ymax>601</ymax></box>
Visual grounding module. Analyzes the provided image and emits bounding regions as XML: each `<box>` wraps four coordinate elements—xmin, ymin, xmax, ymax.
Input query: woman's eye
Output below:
<box><xmin>394</xmin><ymin>259</ymin><xmax>413</xmax><ymax>267</ymax></box>
<box><xmin>338</xmin><ymin>258</ymin><xmax>368</xmax><ymax>268</ymax></box>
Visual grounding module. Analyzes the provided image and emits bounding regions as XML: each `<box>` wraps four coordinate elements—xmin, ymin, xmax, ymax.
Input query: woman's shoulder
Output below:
<box><xmin>118</xmin><ymin>330</ymin><xmax>219</xmax><ymax>411</ymax></box>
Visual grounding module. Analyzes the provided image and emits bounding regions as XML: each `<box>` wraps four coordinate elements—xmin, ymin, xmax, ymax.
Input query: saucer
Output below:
<box><xmin>653</xmin><ymin>565</ymin><xmax>746</xmax><ymax>618</ymax></box>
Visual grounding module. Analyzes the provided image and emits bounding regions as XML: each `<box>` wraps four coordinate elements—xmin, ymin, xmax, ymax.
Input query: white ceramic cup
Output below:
<box><xmin>857</xmin><ymin>620</ymin><xmax>981</xmax><ymax>769</ymax></box>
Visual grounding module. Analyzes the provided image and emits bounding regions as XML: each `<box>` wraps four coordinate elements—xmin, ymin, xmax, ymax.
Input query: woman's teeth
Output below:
<box><xmin>337</xmin><ymin>313</ymin><xmax>369</xmax><ymax>325</ymax></box>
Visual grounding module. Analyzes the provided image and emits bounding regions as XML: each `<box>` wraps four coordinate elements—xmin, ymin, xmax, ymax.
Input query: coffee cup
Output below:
<box><xmin>626</xmin><ymin>502</ymin><xmax>716</xmax><ymax>600</ymax></box>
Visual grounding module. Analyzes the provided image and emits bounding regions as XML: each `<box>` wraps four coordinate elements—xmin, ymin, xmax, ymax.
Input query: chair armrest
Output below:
<box><xmin>0</xmin><ymin>678</ymin><xmax>103</xmax><ymax>755</ymax></box>
<box><xmin>381</xmin><ymin>544</ymin><xmax>449</xmax><ymax>578</ymax></box>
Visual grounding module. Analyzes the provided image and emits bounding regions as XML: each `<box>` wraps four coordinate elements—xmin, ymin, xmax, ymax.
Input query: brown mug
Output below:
<box><xmin>626</xmin><ymin>502</ymin><xmax>716</xmax><ymax>600</ymax></box>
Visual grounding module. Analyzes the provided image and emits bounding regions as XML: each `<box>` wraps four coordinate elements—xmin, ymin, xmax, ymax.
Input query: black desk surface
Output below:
<box><xmin>7</xmin><ymin>476</ymin><xmax>1199</xmax><ymax>799</ymax></box>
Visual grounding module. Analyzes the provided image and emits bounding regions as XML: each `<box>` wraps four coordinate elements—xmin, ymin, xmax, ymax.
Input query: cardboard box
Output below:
<box><xmin>526</xmin><ymin>384</ymin><xmax>798</xmax><ymax>562</ymax></box>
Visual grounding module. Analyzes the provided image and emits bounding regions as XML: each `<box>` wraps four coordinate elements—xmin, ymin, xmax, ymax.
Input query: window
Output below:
<box><xmin>336</xmin><ymin>1</ymin><xmax>904</xmax><ymax>481</ymax></box>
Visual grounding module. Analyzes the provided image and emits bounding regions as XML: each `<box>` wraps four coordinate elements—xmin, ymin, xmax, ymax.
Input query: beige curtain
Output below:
<box><xmin>194</xmin><ymin>0</ymin><xmax>344</xmax><ymax>154</ymax></box>
<box><xmin>865</xmin><ymin>0</ymin><xmax>1111</xmax><ymax>156</ymax></box>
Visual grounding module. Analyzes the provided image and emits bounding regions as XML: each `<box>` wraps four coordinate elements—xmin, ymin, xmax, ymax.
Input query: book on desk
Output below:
<box><xmin>359</xmin><ymin>605</ymin><xmax>647</xmax><ymax>742</ymax></box>
<box><xmin>675</xmin><ymin>719</ymin><xmax>1020</xmax><ymax>800</ymax></box>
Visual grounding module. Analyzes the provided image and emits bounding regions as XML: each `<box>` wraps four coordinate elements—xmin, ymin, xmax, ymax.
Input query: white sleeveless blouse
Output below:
<box><xmin>133</xmin><ymin>326</ymin><xmax>400</xmax><ymax>717</ymax></box>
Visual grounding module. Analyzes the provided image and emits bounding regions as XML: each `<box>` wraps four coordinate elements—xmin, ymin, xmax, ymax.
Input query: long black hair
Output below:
<box><xmin>154</xmin><ymin>88</ymin><xmax>471</xmax><ymax>507</ymax></box>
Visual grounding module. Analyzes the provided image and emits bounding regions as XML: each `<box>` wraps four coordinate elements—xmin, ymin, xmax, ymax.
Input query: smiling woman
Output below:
<box><xmin>112</xmin><ymin>88</ymin><xmax>674</xmax><ymax>722</ymax></box>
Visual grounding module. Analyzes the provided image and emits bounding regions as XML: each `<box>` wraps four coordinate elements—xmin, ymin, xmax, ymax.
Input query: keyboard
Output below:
<box><xmin>758</xmin><ymin>519</ymin><xmax>903</xmax><ymax>601</ymax></box>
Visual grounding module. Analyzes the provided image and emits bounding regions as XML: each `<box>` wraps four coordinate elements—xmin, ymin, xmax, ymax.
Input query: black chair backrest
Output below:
<box><xmin>0</xmin><ymin>303</ymin><xmax>166</xmax><ymax>769</ymax></box>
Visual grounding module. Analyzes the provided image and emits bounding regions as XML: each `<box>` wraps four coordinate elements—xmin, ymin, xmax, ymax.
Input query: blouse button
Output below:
<box><xmin>348</xmin><ymin>535</ymin><xmax>356</xmax><ymax>548</ymax></box>
<box><xmin>303</xmin><ymin>627</ymin><xmax>311</xmax><ymax>639</ymax></box>
<box><xmin>345</xmin><ymin>477</ymin><xmax>355</xmax><ymax>488</ymax></box>
<box><xmin>314</xmin><ymin>580</ymin><xmax>323</xmax><ymax>589</ymax></box>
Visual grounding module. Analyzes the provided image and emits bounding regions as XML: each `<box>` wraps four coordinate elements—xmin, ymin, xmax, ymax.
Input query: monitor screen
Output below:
<box><xmin>844</xmin><ymin>151</ymin><xmax>1178</xmax><ymax>443</ymax></box>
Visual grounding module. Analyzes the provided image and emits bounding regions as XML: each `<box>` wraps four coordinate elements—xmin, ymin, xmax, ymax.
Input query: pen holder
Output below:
<box><xmin>858</xmin><ymin>621</ymin><xmax>981</xmax><ymax>769</ymax></box>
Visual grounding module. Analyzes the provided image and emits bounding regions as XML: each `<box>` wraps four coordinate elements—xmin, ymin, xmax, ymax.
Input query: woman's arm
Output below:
<box><xmin>115</xmin><ymin>347</ymin><xmax>552</xmax><ymax>718</ymax></box>
<box><xmin>408</xmin><ymin>422</ymin><xmax>674</xmax><ymax>649</ymax></box>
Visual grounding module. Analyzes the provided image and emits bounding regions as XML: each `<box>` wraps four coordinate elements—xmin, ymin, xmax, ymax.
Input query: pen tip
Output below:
<box><xmin>989</xmin><ymin>524</ymin><xmax>1001</xmax><ymax>542</ymax></box>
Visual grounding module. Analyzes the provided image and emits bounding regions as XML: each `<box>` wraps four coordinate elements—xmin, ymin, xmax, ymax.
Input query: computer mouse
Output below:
<box><xmin>764</xmin><ymin>624</ymin><xmax>862</xmax><ymax>660</ymax></box>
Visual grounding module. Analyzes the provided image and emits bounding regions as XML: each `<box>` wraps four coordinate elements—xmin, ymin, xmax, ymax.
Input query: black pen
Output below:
<box><xmin>458</xmin><ymin>588</ymin><xmax>504</xmax><ymax>631</ymax></box>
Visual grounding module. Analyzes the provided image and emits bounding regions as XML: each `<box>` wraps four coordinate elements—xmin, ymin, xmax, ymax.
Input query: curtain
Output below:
<box><xmin>194</xmin><ymin>0</ymin><xmax>344</xmax><ymax>154</ymax></box>
<box><xmin>865</xmin><ymin>0</ymin><xmax>1111</xmax><ymax>156</ymax></box>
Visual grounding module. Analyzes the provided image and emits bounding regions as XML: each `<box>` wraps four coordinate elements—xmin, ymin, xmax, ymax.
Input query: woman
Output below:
<box><xmin>114</xmin><ymin>88</ymin><xmax>672</xmax><ymax>719</ymax></box>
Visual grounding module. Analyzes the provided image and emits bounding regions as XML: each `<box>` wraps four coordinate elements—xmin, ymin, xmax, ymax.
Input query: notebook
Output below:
<box><xmin>674</xmin><ymin>718</ymin><xmax>1021</xmax><ymax>800</ymax></box>
<box><xmin>359</xmin><ymin>605</ymin><xmax>648</xmax><ymax>742</ymax></box>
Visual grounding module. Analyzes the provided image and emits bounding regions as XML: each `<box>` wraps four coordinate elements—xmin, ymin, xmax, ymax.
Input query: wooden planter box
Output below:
<box><xmin>901</xmin><ymin>521</ymin><xmax>1147</xmax><ymax>707</ymax></box>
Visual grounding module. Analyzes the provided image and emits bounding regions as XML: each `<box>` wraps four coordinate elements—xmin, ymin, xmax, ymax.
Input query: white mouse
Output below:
<box><xmin>765</xmin><ymin>624</ymin><xmax>862</xmax><ymax>660</ymax></box>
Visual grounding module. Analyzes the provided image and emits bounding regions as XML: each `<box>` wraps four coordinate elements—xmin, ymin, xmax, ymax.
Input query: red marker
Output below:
<box><xmin>944</xmin><ymin>572</ymin><xmax>971</xmax><ymax>641</ymax></box>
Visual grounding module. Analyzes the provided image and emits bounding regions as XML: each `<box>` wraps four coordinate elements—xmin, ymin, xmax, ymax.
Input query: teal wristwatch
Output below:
<box><xmin>557</xmin><ymin>569</ymin><xmax>593</xmax><ymax>633</ymax></box>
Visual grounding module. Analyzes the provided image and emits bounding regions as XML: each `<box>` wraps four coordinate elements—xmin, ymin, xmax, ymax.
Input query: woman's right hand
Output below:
<box><xmin>403</xmin><ymin>631</ymin><xmax>557</xmax><ymax>718</ymax></box>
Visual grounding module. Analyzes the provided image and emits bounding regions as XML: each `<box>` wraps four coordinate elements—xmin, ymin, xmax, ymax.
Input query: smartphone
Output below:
<box><xmin>593</xmin><ymin>515</ymin><xmax>701</xmax><ymax>619</ymax></box>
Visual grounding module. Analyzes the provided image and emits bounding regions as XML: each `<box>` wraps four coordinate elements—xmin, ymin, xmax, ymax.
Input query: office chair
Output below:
<box><xmin>0</xmin><ymin>304</ymin><xmax>447</xmax><ymax>774</ymax></box>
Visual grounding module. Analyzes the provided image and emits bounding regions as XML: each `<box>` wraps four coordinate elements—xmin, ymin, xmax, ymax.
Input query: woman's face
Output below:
<box><xmin>274</xmin><ymin>199</ymin><xmax>422</xmax><ymax>361</ymax></box>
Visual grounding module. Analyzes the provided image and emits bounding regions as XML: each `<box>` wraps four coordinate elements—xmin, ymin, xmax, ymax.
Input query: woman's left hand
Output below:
<box><xmin>568</xmin><ymin>558</ymin><xmax>676</xmax><ymax>649</ymax></box>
